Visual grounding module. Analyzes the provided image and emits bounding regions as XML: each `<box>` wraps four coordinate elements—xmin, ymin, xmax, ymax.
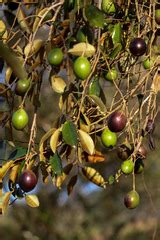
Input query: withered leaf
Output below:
<box><xmin>82</xmin><ymin>166</ymin><xmax>106</xmax><ymax>188</ymax></box>
<box><xmin>68</xmin><ymin>43</ymin><xmax>96</xmax><ymax>57</ymax></box>
<box><xmin>67</xmin><ymin>175</ymin><xmax>78</xmax><ymax>195</ymax></box>
<box><xmin>50</xmin><ymin>75</ymin><xmax>66</xmax><ymax>94</ymax></box>
<box><xmin>50</xmin><ymin>128</ymin><xmax>61</xmax><ymax>153</ymax></box>
<box><xmin>2</xmin><ymin>192</ymin><xmax>11</xmax><ymax>215</ymax></box>
<box><xmin>25</xmin><ymin>194</ymin><xmax>40</xmax><ymax>208</ymax></box>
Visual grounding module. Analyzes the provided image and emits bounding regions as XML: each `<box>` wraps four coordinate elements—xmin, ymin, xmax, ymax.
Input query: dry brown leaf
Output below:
<box><xmin>67</xmin><ymin>175</ymin><xmax>78</xmax><ymax>195</ymax></box>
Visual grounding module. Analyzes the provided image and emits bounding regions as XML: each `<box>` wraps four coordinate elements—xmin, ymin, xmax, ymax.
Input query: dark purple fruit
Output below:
<box><xmin>129</xmin><ymin>38</ymin><xmax>147</xmax><ymax>56</ymax></box>
<box><xmin>134</xmin><ymin>159</ymin><xmax>144</xmax><ymax>174</ymax></box>
<box><xmin>124</xmin><ymin>190</ymin><xmax>140</xmax><ymax>209</ymax></box>
<box><xmin>18</xmin><ymin>170</ymin><xmax>37</xmax><ymax>192</ymax></box>
<box><xmin>117</xmin><ymin>144</ymin><xmax>133</xmax><ymax>161</ymax></box>
<box><xmin>108</xmin><ymin>111</ymin><xmax>127</xmax><ymax>132</ymax></box>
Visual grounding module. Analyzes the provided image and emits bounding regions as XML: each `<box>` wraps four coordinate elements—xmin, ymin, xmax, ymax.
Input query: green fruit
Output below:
<box><xmin>155</xmin><ymin>9</ymin><xmax>160</xmax><ymax>25</ymax></box>
<box><xmin>47</xmin><ymin>48</ymin><xmax>63</xmax><ymax>66</ymax></box>
<box><xmin>143</xmin><ymin>57</ymin><xmax>154</xmax><ymax>69</ymax></box>
<box><xmin>121</xmin><ymin>159</ymin><xmax>134</xmax><ymax>174</ymax></box>
<box><xmin>124</xmin><ymin>190</ymin><xmax>140</xmax><ymax>209</ymax></box>
<box><xmin>76</xmin><ymin>26</ymin><xmax>93</xmax><ymax>43</ymax></box>
<box><xmin>12</xmin><ymin>109</ymin><xmax>29</xmax><ymax>130</ymax></box>
<box><xmin>102</xmin><ymin>0</ymin><xmax>116</xmax><ymax>15</ymax></box>
<box><xmin>15</xmin><ymin>79</ymin><xmax>30</xmax><ymax>96</ymax></box>
<box><xmin>105</xmin><ymin>68</ymin><xmax>118</xmax><ymax>81</ymax></box>
<box><xmin>101</xmin><ymin>128</ymin><xmax>117</xmax><ymax>147</ymax></box>
<box><xmin>73</xmin><ymin>56</ymin><xmax>91</xmax><ymax>80</ymax></box>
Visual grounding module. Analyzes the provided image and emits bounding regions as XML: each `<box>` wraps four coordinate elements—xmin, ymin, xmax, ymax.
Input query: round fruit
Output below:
<box><xmin>73</xmin><ymin>56</ymin><xmax>91</xmax><ymax>80</ymax></box>
<box><xmin>101</xmin><ymin>128</ymin><xmax>117</xmax><ymax>147</ymax></box>
<box><xmin>143</xmin><ymin>57</ymin><xmax>154</xmax><ymax>69</ymax></box>
<box><xmin>76</xmin><ymin>26</ymin><xmax>93</xmax><ymax>43</ymax></box>
<box><xmin>121</xmin><ymin>159</ymin><xmax>134</xmax><ymax>174</ymax></box>
<box><xmin>15</xmin><ymin>79</ymin><xmax>30</xmax><ymax>96</ymax></box>
<box><xmin>12</xmin><ymin>108</ymin><xmax>29</xmax><ymax>130</ymax></box>
<box><xmin>102</xmin><ymin>0</ymin><xmax>116</xmax><ymax>15</ymax></box>
<box><xmin>108</xmin><ymin>111</ymin><xmax>127</xmax><ymax>132</ymax></box>
<box><xmin>47</xmin><ymin>48</ymin><xmax>63</xmax><ymax>66</ymax></box>
<box><xmin>134</xmin><ymin>159</ymin><xmax>144</xmax><ymax>174</ymax></box>
<box><xmin>117</xmin><ymin>144</ymin><xmax>133</xmax><ymax>161</ymax></box>
<box><xmin>137</xmin><ymin>145</ymin><xmax>147</xmax><ymax>159</ymax></box>
<box><xmin>129</xmin><ymin>38</ymin><xmax>147</xmax><ymax>56</ymax></box>
<box><xmin>18</xmin><ymin>170</ymin><xmax>38</xmax><ymax>192</ymax></box>
<box><xmin>155</xmin><ymin>9</ymin><xmax>160</xmax><ymax>24</ymax></box>
<box><xmin>105</xmin><ymin>68</ymin><xmax>118</xmax><ymax>81</ymax></box>
<box><xmin>124</xmin><ymin>190</ymin><xmax>140</xmax><ymax>209</ymax></box>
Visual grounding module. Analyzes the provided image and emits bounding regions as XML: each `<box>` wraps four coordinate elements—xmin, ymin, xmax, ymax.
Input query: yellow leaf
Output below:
<box><xmin>55</xmin><ymin>173</ymin><xmax>66</xmax><ymax>189</ymax></box>
<box><xmin>68</xmin><ymin>43</ymin><xmax>96</xmax><ymax>57</ymax></box>
<box><xmin>50</xmin><ymin>75</ymin><xmax>66</xmax><ymax>94</ymax></box>
<box><xmin>151</xmin><ymin>70</ymin><xmax>160</xmax><ymax>93</ymax></box>
<box><xmin>17</xmin><ymin>7</ymin><xmax>30</xmax><ymax>34</ymax></box>
<box><xmin>39</xmin><ymin>128</ymin><xmax>56</xmax><ymax>161</ymax></box>
<box><xmin>0</xmin><ymin>20</ymin><xmax>6</xmax><ymax>37</ymax></box>
<box><xmin>25</xmin><ymin>194</ymin><xmax>40</xmax><ymax>208</ymax></box>
<box><xmin>32</xmin><ymin>8</ymin><xmax>49</xmax><ymax>32</ymax></box>
<box><xmin>24</xmin><ymin>39</ymin><xmax>44</xmax><ymax>58</ymax></box>
<box><xmin>5</xmin><ymin>67</ymin><xmax>13</xmax><ymax>84</ymax></box>
<box><xmin>78</xmin><ymin>129</ymin><xmax>95</xmax><ymax>155</ymax></box>
<box><xmin>2</xmin><ymin>192</ymin><xmax>11</xmax><ymax>215</ymax></box>
<box><xmin>9</xmin><ymin>164</ymin><xmax>20</xmax><ymax>183</ymax></box>
<box><xmin>82</xmin><ymin>167</ymin><xmax>106</xmax><ymax>188</ymax></box>
<box><xmin>50</xmin><ymin>128</ymin><xmax>61</xmax><ymax>153</ymax></box>
<box><xmin>0</xmin><ymin>161</ymin><xmax>14</xmax><ymax>179</ymax></box>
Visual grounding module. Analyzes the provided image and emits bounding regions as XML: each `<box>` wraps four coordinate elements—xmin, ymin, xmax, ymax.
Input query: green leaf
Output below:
<box><xmin>0</xmin><ymin>140</ymin><xmax>15</xmax><ymax>164</ymax></box>
<box><xmin>110</xmin><ymin>43</ymin><xmax>122</xmax><ymax>59</ymax></box>
<box><xmin>89</xmin><ymin>95</ymin><xmax>106</xmax><ymax>113</ymax></box>
<box><xmin>49</xmin><ymin>152</ymin><xmax>62</xmax><ymax>176</ymax></box>
<box><xmin>62</xmin><ymin>121</ymin><xmax>78</xmax><ymax>147</ymax></box>
<box><xmin>111</xmin><ymin>23</ymin><xmax>122</xmax><ymax>45</ymax></box>
<box><xmin>9</xmin><ymin>146</ymin><xmax>27</xmax><ymax>160</ymax></box>
<box><xmin>89</xmin><ymin>76</ymin><xmax>101</xmax><ymax>97</ymax></box>
<box><xmin>85</xmin><ymin>5</ymin><xmax>105</xmax><ymax>28</ymax></box>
